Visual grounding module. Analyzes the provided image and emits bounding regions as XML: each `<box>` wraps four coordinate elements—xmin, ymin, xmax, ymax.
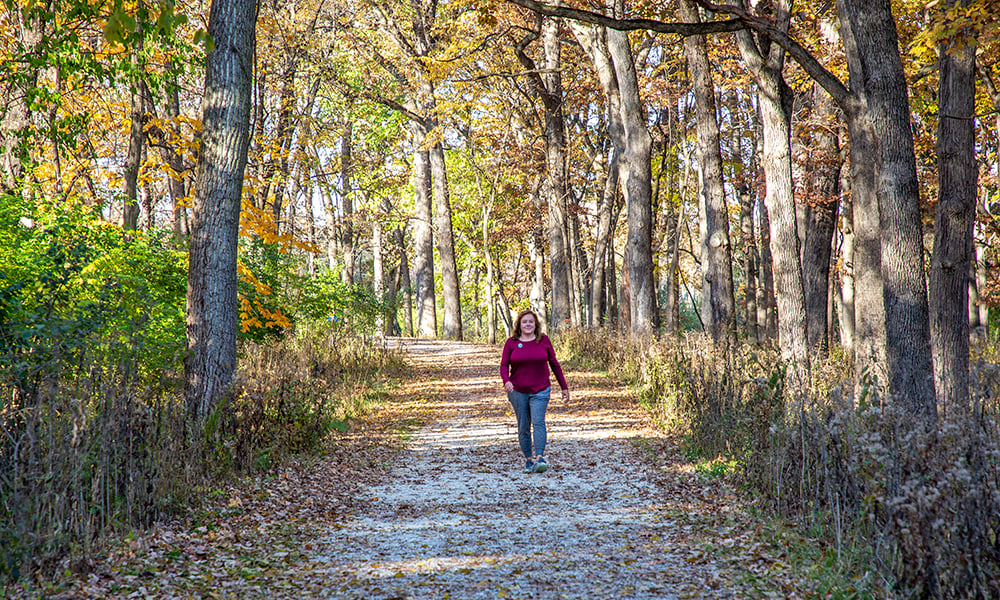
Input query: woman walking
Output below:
<box><xmin>500</xmin><ymin>309</ymin><xmax>570</xmax><ymax>473</ymax></box>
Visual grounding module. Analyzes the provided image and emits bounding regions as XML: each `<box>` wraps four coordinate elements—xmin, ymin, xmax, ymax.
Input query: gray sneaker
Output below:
<box><xmin>523</xmin><ymin>459</ymin><xmax>535</xmax><ymax>473</ymax></box>
<box><xmin>533</xmin><ymin>457</ymin><xmax>548</xmax><ymax>473</ymax></box>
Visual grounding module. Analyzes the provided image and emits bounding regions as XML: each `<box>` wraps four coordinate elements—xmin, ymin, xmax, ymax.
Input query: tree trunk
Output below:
<box><xmin>184</xmin><ymin>0</ymin><xmax>257</xmax><ymax>424</ymax></box>
<box><xmin>569</xmin><ymin>23</ymin><xmax>622</xmax><ymax>328</ymax></box>
<box><xmin>758</xmin><ymin>200</ymin><xmax>778</xmax><ymax>341</ymax></box>
<box><xmin>515</xmin><ymin>16</ymin><xmax>571</xmax><ymax>331</ymax></box>
<box><xmin>373</xmin><ymin>206</ymin><xmax>385</xmax><ymax>333</ymax></box>
<box><xmin>1</xmin><ymin>7</ymin><xmax>43</xmax><ymax>194</ymax></box>
<box><xmin>339</xmin><ymin>122</ymin><xmax>356</xmax><ymax>285</ymax></box>
<box><xmin>837</xmin><ymin>0</ymin><xmax>887</xmax><ymax>382</ymax></box>
<box><xmin>838</xmin><ymin>186</ymin><xmax>856</xmax><ymax>358</ymax></box>
<box><xmin>733</xmin><ymin>0</ymin><xmax>809</xmax><ymax>370</ymax></box>
<box><xmin>680</xmin><ymin>0</ymin><xmax>736</xmax><ymax>343</ymax></box>
<box><xmin>394</xmin><ymin>227</ymin><xmax>414</xmax><ymax>337</ymax></box>
<box><xmin>930</xmin><ymin>7</ymin><xmax>976</xmax><ymax>414</ymax></box>
<box><xmin>429</xmin><ymin>134</ymin><xmax>463</xmax><ymax>340</ymax></box>
<box><xmin>123</xmin><ymin>10</ymin><xmax>146</xmax><ymax>232</ymax></box>
<box><xmin>801</xmin><ymin>85</ymin><xmax>842</xmax><ymax>354</ymax></box>
<box><xmin>410</xmin><ymin>122</ymin><xmax>437</xmax><ymax>337</ymax></box>
<box><xmin>841</xmin><ymin>0</ymin><xmax>936</xmax><ymax>421</ymax></box>
<box><xmin>740</xmin><ymin>186</ymin><xmax>759</xmax><ymax>344</ymax></box>
<box><xmin>607</xmin><ymin>23</ymin><xmax>656</xmax><ymax>336</ymax></box>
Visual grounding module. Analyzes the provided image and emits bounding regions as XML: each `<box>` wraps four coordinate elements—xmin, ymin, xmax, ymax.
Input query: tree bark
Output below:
<box><xmin>339</xmin><ymin>122</ymin><xmax>356</xmax><ymax>285</ymax></box>
<box><xmin>801</xmin><ymin>85</ymin><xmax>842</xmax><ymax>354</ymax></box>
<box><xmin>569</xmin><ymin>23</ymin><xmax>623</xmax><ymax>328</ymax></box>
<box><xmin>841</xmin><ymin>0</ymin><xmax>936</xmax><ymax>420</ymax></box>
<box><xmin>184</xmin><ymin>0</ymin><xmax>258</xmax><ymax>424</ymax></box>
<box><xmin>123</xmin><ymin>8</ymin><xmax>147</xmax><ymax>231</ymax></box>
<box><xmin>410</xmin><ymin>122</ymin><xmax>437</xmax><ymax>337</ymax></box>
<box><xmin>515</xmin><ymin>16</ymin><xmax>571</xmax><ymax>330</ymax></box>
<box><xmin>607</xmin><ymin>23</ymin><xmax>655</xmax><ymax>336</ymax></box>
<box><xmin>732</xmin><ymin>0</ymin><xmax>808</xmax><ymax>369</ymax></box>
<box><xmin>394</xmin><ymin>227</ymin><xmax>414</xmax><ymax>337</ymax></box>
<box><xmin>930</xmin><ymin>6</ymin><xmax>976</xmax><ymax>414</ymax></box>
<box><xmin>429</xmin><ymin>133</ymin><xmax>463</xmax><ymax>340</ymax></box>
<box><xmin>758</xmin><ymin>200</ymin><xmax>778</xmax><ymax>340</ymax></box>
<box><xmin>836</xmin><ymin>0</ymin><xmax>887</xmax><ymax>382</ymax></box>
<box><xmin>680</xmin><ymin>0</ymin><xmax>736</xmax><ymax>343</ymax></box>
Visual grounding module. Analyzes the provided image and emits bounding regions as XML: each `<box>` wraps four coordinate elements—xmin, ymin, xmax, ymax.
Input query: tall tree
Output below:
<box><xmin>514</xmin><ymin>15</ymin><xmax>573</xmax><ymax>330</ymax></box>
<box><xmin>930</xmin><ymin>0</ymin><xmax>977</xmax><ymax>413</ymax></box>
<box><xmin>184</xmin><ymin>0</ymin><xmax>258</xmax><ymax>423</ymax></box>
<box><xmin>679</xmin><ymin>0</ymin><xmax>736</xmax><ymax>343</ymax></box>
<box><xmin>607</xmin><ymin>13</ymin><xmax>656</xmax><ymax>336</ymax></box>
<box><xmin>731</xmin><ymin>0</ymin><xmax>809</xmax><ymax>370</ymax></box>
<box><xmin>799</xmin><ymin>84</ymin><xmax>842</xmax><ymax>354</ymax></box>
<box><xmin>568</xmin><ymin>22</ymin><xmax>623</xmax><ymax>328</ymax></box>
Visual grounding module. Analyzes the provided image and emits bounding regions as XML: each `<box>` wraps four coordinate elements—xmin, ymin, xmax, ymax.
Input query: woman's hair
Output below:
<box><xmin>512</xmin><ymin>309</ymin><xmax>543</xmax><ymax>339</ymax></box>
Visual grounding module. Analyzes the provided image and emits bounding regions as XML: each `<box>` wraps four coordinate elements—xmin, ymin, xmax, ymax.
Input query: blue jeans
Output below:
<box><xmin>507</xmin><ymin>387</ymin><xmax>550</xmax><ymax>458</ymax></box>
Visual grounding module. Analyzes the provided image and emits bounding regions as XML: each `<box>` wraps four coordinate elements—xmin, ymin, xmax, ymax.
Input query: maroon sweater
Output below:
<box><xmin>500</xmin><ymin>335</ymin><xmax>568</xmax><ymax>394</ymax></box>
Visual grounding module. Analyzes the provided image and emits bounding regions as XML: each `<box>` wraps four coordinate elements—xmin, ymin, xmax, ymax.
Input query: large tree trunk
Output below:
<box><xmin>184</xmin><ymin>0</ymin><xmax>257</xmax><ymax>424</ymax></box>
<box><xmin>758</xmin><ymin>200</ymin><xmax>778</xmax><ymax>341</ymax></box>
<box><xmin>680</xmin><ymin>0</ymin><xmax>736</xmax><ymax>343</ymax></box>
<box><xmin>607</xmin><ymin>23</ymin><xmax>656</xmax><ymax>336</ymax></box>
<box><xmin>841</xmin><ymin>0</ymin><xmax>936</xmax><ymax>421</ymax></box>
<box><xmin>836</xmin><ymin>0</ymin><xmax>887</xmax><ymax>382</ymax></box>
<box><xmin>429</xmin><ymin>133</ymin><xmax>463</xmax><ymax>340</ymax></box>
<box><xmin>410</xmin><ymin>122</ymin><xmax>437</xmax><ymax>337</ymax></box>
<box><xmin>929</xmin><ymin>8</ymin><xmax>976</xmax><ymax>414</ymax></box>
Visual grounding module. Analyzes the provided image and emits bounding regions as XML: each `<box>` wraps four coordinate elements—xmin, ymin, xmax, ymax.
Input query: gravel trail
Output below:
<box><xmin>310</xmin><ymin>339</ymin><xmax>736</xmax><ymax>600</ymax></box>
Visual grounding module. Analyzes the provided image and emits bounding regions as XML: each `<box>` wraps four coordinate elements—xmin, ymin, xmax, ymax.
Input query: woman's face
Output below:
<box><xmin>520</xmin><ymin>314</ymin><xmax>536</xmax><ymax>336</ymax></box>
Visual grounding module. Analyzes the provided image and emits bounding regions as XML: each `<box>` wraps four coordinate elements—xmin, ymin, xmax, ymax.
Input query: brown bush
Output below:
<box><xmin>0</xmin><ymin>330</ymin><xmax>405</xmax><ymax>583</ymax></box>
<box><xmin>561</xmin><ymin>328</ymin><xmax>1000</xmax><ymax>598</ymax></box>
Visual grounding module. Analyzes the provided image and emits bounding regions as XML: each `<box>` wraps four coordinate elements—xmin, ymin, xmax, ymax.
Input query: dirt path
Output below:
<box><xmin>305</xmin><ymin>338</ymin><xmax>739</xmax><ymax>599</ymax></box>
<box><xmin>24</xmin><ymin>338</ymin><xmax>808</xmax><ymax>599</ymax></box>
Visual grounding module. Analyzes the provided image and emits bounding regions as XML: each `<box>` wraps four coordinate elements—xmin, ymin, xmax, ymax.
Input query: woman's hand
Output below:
<box><xmin>562</xmin><ymin>389</ymin><xmax>570</xmax><ymax>401</ymax></box>
<box><xmin>503</xmin><ymin>381</ymin><xmax>514</xmax><ymax>393</ymax></box>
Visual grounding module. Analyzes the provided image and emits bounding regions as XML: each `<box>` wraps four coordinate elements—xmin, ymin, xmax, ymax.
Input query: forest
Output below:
<box><xmin>2</xmin><ymin>0</ymin><xmax>1000</xmax><ymax>596</ymax></box>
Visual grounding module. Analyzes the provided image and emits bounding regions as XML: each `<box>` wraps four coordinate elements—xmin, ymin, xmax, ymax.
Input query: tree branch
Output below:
<box><xmin>505</xmin><ymin>0</ymin><xmax>745</xmax><ymax>35</ymax></box>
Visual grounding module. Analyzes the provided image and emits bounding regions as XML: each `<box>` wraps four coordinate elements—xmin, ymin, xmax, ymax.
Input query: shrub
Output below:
<box><xmin>561</xmin><ymin>328</ymin><xmax>1000</xmax><ymax>598</ymax></box>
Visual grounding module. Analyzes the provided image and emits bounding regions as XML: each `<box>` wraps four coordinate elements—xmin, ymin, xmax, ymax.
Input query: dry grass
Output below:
<box><xmin>559</xmin><ymin>328</ymin><xmax>1000</xmax><ymax>599</ymax></box>
<box><xmin>0</xmin><ymin>329</ymin><xmax>406</xmax><ymax>584</ymax></box>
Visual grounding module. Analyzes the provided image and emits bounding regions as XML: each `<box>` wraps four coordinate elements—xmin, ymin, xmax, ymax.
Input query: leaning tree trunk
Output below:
<box><xmin>569</xmin><ymin>22</ymin><xmax>623</xmax><ymax>328</ymax></box>
<box><xmin>607</xmin><ymin>23</ymin><xmax>656</xmax><ymax>336</ymax></box>
<box><xmin>184</xmin><ymin>0</ymin><xmax>258</xmax><ymax>424</ymax></box>
<box><xmin>930</xmin><ymin>7</ymin><xmax>976</xmax><ymax>414</ymax></box>
<box><xmin>680</xmin><ymin>0</ymin><xmax>736</xmax><ymax>343</ymax></box>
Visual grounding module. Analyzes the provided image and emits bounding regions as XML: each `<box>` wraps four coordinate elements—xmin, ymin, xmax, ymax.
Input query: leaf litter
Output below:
<box><xmin>16</xmin><ymin>338</ymin><xmax>817</xmax><ymax>599</ymax></box>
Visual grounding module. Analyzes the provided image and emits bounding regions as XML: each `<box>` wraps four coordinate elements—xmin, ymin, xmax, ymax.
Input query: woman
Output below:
<box><xmin>500</xmin><ymin>309</ymin><xmax>570</xmax><ymax>473</ymax></box>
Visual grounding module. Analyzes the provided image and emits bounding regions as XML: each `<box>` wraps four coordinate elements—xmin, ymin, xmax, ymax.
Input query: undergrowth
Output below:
<box><xmin>559</xmin><ymin>328</ymin><xmax>1000</xmax><ymax>599</ymax></box>
<box><xmin>0</xmin><ymin>327</ymin><xmax>406</xmax><ymax>583</ymax></box>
